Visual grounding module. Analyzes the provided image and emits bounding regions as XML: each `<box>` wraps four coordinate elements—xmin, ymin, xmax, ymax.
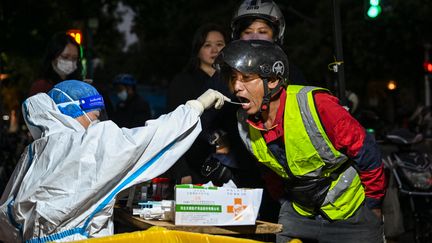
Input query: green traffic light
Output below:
<box><xmin>370</xmin><ymin>0</ymin><xmax>380</xmax><ymax>6</ymax></box>
<box><xmin>367</xmin><ymin>5</ymin><xmax>382</xmax><ymax>18</ymax></box>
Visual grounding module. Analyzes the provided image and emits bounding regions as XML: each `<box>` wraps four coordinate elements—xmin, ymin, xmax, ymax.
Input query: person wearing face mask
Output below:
<box><xmin>28</xmin><ymin>32</ymin><xmax>83</xmax><ymax>97</ymax></box>
<box><xmin>108</xmin><ymin>73</ymin><xmax>151</xmax><ymax>128</ymax></box>
<box><xmin>0</xmin><ymin>80</ymin><xmax>229</xmax><ymax>242</ymax></box>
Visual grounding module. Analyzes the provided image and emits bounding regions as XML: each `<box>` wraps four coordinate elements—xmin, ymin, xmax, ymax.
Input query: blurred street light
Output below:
<box><xmin>0</xmin><ymin>52</ymin><xmax>9</xmax><ymax>81</ymax></box>
<box><xmin>424</xmin><ymin>60</ymin><xmax>432</xmax><ymax>74</ymax></box>
<box><xmin>365</xmin><ymin>0</ymin><xmax>382</xmax><ymax>19</ymax></box>
<box><xmin>67</xmin><ymin>29</ymin><xmax>83</xmax><ymax>45</ymax></box>
<box><xmin>424</xmin><ymin>43</ymin><xmax>431</xmax><ymax>106</ymax></box>
<box><xmin>387</xmin><ymin>80</ymin><xmax>397</xmax><ymax>91</ymax></box>
<box><xmin>0</xmin><ymin>74</ymin><xmax>8</xmax><ymax>81</ymax></box>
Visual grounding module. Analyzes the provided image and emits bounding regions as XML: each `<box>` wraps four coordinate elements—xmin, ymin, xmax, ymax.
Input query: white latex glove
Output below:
<box><xmin>186</xmin><ymin>89</ymin><xmax>230</xmax><ymax>115</ymax></box>
<box><xmin>197</xmin><ymin>89</ymin><xmax>229</xmax><ymax>110</ymax></box>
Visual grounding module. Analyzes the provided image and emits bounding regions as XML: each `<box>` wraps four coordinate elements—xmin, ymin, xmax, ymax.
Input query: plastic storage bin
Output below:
<box><xmin>71</xmin><ymin>226</ymin><xmax>265</xmax><ymax>243</ymax></box>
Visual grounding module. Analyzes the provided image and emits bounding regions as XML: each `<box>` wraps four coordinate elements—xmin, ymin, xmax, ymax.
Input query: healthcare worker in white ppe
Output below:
<box><xmin>0</xmin><ymin>80</ymin><xmax>228</xmax><ymax>242</ymax></box>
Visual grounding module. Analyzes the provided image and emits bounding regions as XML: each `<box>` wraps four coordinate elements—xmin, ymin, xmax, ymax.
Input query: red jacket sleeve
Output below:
<box><xmin>314</xmin><ymin>92</ymin><xmax>386</xmax><ymax>208</ymax></box>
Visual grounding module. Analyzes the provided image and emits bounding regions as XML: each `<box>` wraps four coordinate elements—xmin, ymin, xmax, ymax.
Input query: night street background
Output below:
<box><xmin>1</xmin><ymin>0</ymin><xmax>431</xmax><ymax>114</ymax></box>
<box><xmin>1</xmin><ymin>1</ymin><xmax>432</xmax><ymax>242</ymax></box>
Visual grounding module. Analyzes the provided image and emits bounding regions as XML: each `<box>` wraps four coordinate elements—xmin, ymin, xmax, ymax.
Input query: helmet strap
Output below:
<box><xmin>260</xmin><ymin>78</ymin><xmax>271</xmax><ymax>113</ymax></box>
<box><xmin>257</xmin><ymin>77</ymin><xmax>284</xmax><ymax>118</ymax></box>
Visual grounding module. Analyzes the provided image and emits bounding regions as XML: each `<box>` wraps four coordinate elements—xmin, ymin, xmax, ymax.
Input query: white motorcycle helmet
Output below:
<box><xmin>231</xmin><ymin>0</ymin><xmax>286</xmax><ymax>44</ymax></box>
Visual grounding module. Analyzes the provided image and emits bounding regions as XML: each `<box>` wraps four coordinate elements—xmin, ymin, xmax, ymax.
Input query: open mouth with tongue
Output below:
<box><xmin>237</xmin><ymin>96</ymin><xmax>250</xmax><ymax>104</ymax></box>
<box><xmin>227</xmin><ymin>96</ymin><xmax>250</xmax><ymax>109</ymax></box>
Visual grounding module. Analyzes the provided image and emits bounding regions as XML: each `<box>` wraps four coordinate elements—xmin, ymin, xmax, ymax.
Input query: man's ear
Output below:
<box><xmin>267</xmin><ymin>78</ymin><xmax>280</xmax><ymax>89</ymax></box>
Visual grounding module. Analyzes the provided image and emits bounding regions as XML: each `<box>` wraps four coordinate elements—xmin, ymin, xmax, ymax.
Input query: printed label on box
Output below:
<box><xmin>174</xmin><ymin>185</ymin><xmax>263</xmax><ymax>226</ymax></box>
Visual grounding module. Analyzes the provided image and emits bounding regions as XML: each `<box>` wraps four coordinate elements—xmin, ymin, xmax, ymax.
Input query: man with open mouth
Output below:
<box><xmin>214</xmin><ymin>39</ymin><xmax>386</xmax><ymax>243</ymax></box>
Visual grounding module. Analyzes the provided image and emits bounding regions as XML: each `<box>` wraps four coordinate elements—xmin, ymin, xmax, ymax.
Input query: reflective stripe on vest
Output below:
<box><xmin>237</xmin><ymin>85</ymin><xmax>364</xmax><ymax>220</ymax></box>
<box><xmin>290</xmin><ymin>86</ymin><xmax>348</xmax><ymax>176</ymax></box>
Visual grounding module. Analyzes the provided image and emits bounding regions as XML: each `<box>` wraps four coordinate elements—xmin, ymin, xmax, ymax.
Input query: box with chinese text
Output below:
<box><xmin>174</xmin><ymin>184</ymin><xmax>263</xmax><ymax>226</ymax></box>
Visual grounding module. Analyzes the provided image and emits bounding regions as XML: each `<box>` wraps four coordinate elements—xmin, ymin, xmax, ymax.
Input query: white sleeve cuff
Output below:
<box><xmin>185</xmin><ymin>100</ymin><xmax>204</xmax><ymax>115</ymax></box>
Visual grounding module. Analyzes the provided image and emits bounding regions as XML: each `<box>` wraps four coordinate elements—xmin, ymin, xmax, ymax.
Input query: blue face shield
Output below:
<box><xmin>56</xmin><ymin>94</ymin><xmax>104</xmax><ymax>110</ymax></box>
<box><xmin>53</xmin><ymin>88</ymin><xmax>106</xmax><ymax>122</ymax></box>
<box><xmin>48</xmin><ymin>80</ymin><xmax>107</xmax><ymax>123</ymax></box>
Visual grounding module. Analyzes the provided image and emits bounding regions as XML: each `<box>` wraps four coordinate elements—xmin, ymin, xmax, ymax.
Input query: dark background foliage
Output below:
<box><xmin>1</xmin><ymin>0</ymin><xmax>431</xmax><ymax>105</ymax></box>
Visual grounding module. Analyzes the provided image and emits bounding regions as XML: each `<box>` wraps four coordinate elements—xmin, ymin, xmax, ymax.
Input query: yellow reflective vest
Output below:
<box><xmin>237</xmin><ymin>85</ymin><xmax>364</xmax><ymax>220</ymax></box>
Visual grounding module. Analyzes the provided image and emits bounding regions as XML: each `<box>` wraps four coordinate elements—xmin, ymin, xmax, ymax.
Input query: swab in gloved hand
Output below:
<box><xmin>186</xmin><ymin>89</ymin><xmax>231</xmax><ymax>115</ymax></box>
<box><xmin>197</xmin><ymin>89</ymin><xmax>230</xmax><ymax>110</ymax></box>
<box><xmin>225</xmin><ymin>100</ymin><xmax>248</xmax><ymax>105</ymax></box>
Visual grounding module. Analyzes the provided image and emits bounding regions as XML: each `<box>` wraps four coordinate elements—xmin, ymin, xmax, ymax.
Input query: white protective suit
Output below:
<box><xmin>0</xmin><ymin>93</ymin><xmax>203</xmax><ymax>242</ymax></box>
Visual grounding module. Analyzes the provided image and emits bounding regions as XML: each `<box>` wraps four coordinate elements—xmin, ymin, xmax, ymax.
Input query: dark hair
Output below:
<box><xmin>185</xmin><ymin>23</ymin><xmax>229</xmax><ymax>73</ymax></box>
<box><xmin>233</xmin><ymin>17</ymin><xmax>276</xmax><ymax>40</ymax></box>
<box><xmin>40</xmin><ymin>32</ymin><xmax>83</xmax><ymax>83</ymax></box>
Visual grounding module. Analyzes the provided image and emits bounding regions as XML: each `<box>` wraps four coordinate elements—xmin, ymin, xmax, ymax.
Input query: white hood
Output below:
<box><xmin>22</xmin><ymin>93</ymin><xmax>85</xmax><ymax>139</ymax></box>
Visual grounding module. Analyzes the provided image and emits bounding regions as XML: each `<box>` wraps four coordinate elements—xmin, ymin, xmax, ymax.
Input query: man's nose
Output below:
<box><xmin>233</xmin><ymin>79</ymin><xmax>243</xmax><ymax>92</ymax></box>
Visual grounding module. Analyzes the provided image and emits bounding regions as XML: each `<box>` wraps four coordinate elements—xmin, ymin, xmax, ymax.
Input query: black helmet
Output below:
<box><xmin>215</xmin><ymin>39</ymin><xmax>288</xmax><ymax>82</ymax></box>
<box><xmin>231</xmin><ymin>0</ymin><xmax>285</xmax><ymax>44</ymax></box>
<box><xmin>215</xmin><ymin>39</ymin><xmax>289</xmax><ymax>112</ymax></box>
